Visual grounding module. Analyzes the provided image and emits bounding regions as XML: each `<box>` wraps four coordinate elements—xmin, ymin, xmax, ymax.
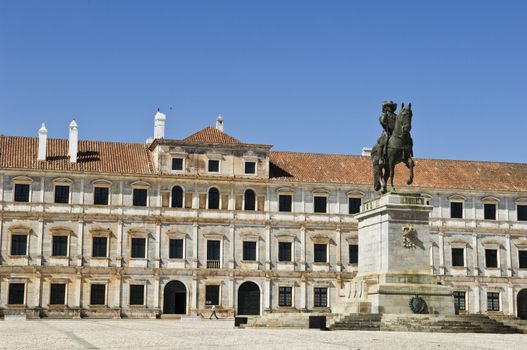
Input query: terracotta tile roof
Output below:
<box><xmin>0</xmin><ymin>136</ymin><xmax>155</xmax><ymax>175</ymax></box>
<box><xmin>182</xmin><ymin>126</ymin><xmax>241</xmax><ymax>144</ymax></box>
<box><xmin>269</xmin><ymin>151</ymin><xmax>527</xmax><ymax>192</ymax></box>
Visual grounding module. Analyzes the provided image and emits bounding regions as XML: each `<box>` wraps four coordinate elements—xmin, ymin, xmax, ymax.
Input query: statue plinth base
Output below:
<box><xmin>349</xmin><ymin>193</ymin><xmax>453</xmax><ymax>315</ymax></box>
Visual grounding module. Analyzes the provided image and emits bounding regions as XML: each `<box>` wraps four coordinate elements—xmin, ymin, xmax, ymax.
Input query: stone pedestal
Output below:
<box><xmin>352</xmin><ymin>193</ymin><xmax>453</xmax><ymax>315</ymax></box>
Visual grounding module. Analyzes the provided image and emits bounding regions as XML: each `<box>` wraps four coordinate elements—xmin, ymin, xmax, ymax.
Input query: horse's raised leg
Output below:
<box><xmin>406</xmin><ymin>157</ymin><xmax>414</xmax><ymax>185</ymax></box>
<box><xmin>389</xmin><ymin>159</ymin><xmax>396</xmax><ymax>192</ymax></box>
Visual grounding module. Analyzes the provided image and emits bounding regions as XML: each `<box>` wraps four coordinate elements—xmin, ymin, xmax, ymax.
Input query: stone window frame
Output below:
<box><xmin>49</xmin><ymin>226</ymin><xmax>75</xmax><ymax>258</ymax></box>
<box><xmin>277</xmin><ymin>283</ymin><xmax>295</xmax><ymax>308</ymax></box>
<box><xmin>52</xmin><ymin>177</ymin><xmax>73</xmax><ymax>204</ymax></box>
<box><xmin>131</xmin><ymin>180</ymin><xmax>151</xmax><ymax>207</ymax></box>
<box><xmin>88</xmin><ymin>280</ymin><xmax>110</xmax><ymax>307</ymax></box>
<box><xmin>243</xmin><ymin>187</ymin><xmax>257</xmax><ymax>211</ymax></box>
<box><xmin>448</xmin><ymin>194</ymin><xmax>466</xmax><ymax>219</ymax></box>
<box><xmin>513</xmin><ymin>240</ymin><xmax>527</xmax><ymax>269</ymax></box>
<box><xmin>207</xmin><ymin>154</ymin><xmax>222</xmax><ymax>174</ymax></box>
<box><xmin>276</xmin><ymin>187</ymin><xmax>295</xmax><ymax>213</ymax></box>
<box><xmin>170</xmin><ymin>152</ymin><xmax>186</xmax><ymax>173</ymax></box>
<box><xmin>127</xmin><ymin>228</ymin><xmax>151</xmax><ymax>260</ymax></box>
<box><xmin>92</xmin><ymin>179</ymin><xmax>112</xmax><ymax>206</ymax></box>
<box><xmin>128</xmin><ymin>280</ymin><xmax>147</xmax><ymax>307</ymax></box>
<box><xmin>485</xmin><ymin>288</ymin><xmax>503</xmax><ymax>312</ymax></box>
<box><xmin>243</xmin><ymin>156</ymin><xmax>258</xmax><ymax>176</ymax></box>
<box><xmin>89</xmin><ymin>226</ymin><xmax>114</xmax><ymax>259</ymax></box>
<box><xmin>7</xmin><ymin>224</ymin><xmax>32</xmax><ymax>258</ymax></box>
<box><xmin>48</xmin><ymin>278</ymin><xmax>70</xmax><ymax>306</ymax></box>
<box><xmin>448</xmin><ymin>239</ymin><xmax>468</xmax><ymax>268</ymax></box>
<box><xmin>481</xmin><ymin>196</ymin><xmax>500</xmax><ymax>220</ymax></box>
<box><xmin>345</xmin><ymin>237</ymin><xmax>359</xmax><ymax>266</ymax></box>
<box><xmin>203</xmin><ymin>232</ymin><xmax>225</xmax><ymax>268</ymax></box>
<box><xmin>275</xmin><ymin>232</ymin><xmax>296</xmax><ymax>263</ymax></box>
<box><xmin>312</xmin><ymin>188</ymin><xmax>330</xmax><ymax>214</ymax></box>
<box><xmin>11</xmin><ymin>176</ymin><xmax>33</xmax><ymax>203</ymax></box>
<box><xmin>515</xmin><ymin>197</ymin><xmax>527</xmax><ymax>222</ymax></box>
<box><xmin>240</xmin><ymin>232</ymin><xmax>260</xmax><ymax>262</ymax></box>
<box><xmin>204</xmin><ymin>282</ymin><xmax>222</xmax><ymax>307</ymax></box>
<box><xmin>170</xmin><ymin>185</ymin><xmax>185</xmax><ymax>209</ymax></box>
<box><xmin>312</xmin><ymin>282</ymin><xmax>332</xmax><ymax>308</ymax></box>
<box><xmin>481</xmin><ymin>240</ymin><xmax>501</xmax><ymax>269</ymax></box>
<box><xmin>311</xmin><ymin>234</ymin><xmax>331</xmax><ymax>264</ymax></box>
<box><xmin>346</xmin><ymin>190</ymin><xmax>364</xmax><ymax>215</ymax></box>
<box><xmin>206</xmin><ymin>186</ymin><xmax>222</xmax><ymax>210</ymax></box>
<box><xmin>166</xmin><ymin>230</ymin><xmax>188</xmax><ymax>261</ymax></box>
<box><xmin>7</xmin><ymin>278</ymin><xmax>28</xmax><ymax>306</ymax></box>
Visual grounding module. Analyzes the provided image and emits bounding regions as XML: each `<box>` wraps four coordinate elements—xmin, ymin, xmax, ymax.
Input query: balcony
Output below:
<box><xmin>206</xmin><ymin>260</ymin><xmax>220</xmax><ymax>269</ymax></box>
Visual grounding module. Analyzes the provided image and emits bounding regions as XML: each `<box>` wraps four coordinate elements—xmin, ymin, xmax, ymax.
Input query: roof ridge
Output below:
<box><xmin>182</xmin><ymin>125</ymin><xmax>242</xmax><ymax>144</ymax></box>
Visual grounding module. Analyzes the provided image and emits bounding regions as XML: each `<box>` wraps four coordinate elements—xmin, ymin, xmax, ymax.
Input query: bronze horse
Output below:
<box><xmin>372</xmin><ymin>103</ymin><xmax>414</xmax><ymax>193</ymax></box>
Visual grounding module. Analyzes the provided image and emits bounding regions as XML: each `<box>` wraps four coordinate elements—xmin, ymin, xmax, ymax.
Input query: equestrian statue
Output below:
<box><xmin>371</xmin><ymin>101</ymin><xmax>414</xmax><ymax>193</ymax></box>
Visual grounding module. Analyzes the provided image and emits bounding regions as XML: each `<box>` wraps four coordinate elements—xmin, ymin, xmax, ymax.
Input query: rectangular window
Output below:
<box><xmin>485</xmin><ymin>249</ymin><xmax>498</xmax><ymax>268</ymax></box>
<box><xmin>484</xmin><ymin>203</ymin><xmax>496</xmax><ymax>220</ymax></box>
<box><xmin>94</xmin><ymin>187</ymin><xmax>109</xmax><ymax>205</ymax></box>
<box><xmin>171</xmin><ymin>158</ymin><xmax>183</xmax><ymax>171</ymax></box>
<box><xmin>8</xmin><ymin>283</ymin><xmax>25</xmax><ymax>305</ymax></box>
<box><xmin>451</xmin><ymin>248</ymin><xmax>465</xmax><ymax>267</ymax></box>
<box><xmin>487</xmin><ymin>292</ymin><xmax>500</xmax><ymax>311</ymax></box>
<box><xmin>90</xmin><ymin>284</ymin><xmax>106</xmax><ymax>305</ymax></box>
<box><xmin>50</xmin><ymin>283</ymin><xmax>66</xmax><ymax>305</ymax></box>
<box><xmin>348</xmin><ymin>197</ymin><xmax>361</xmax><ymax>214</ymax></box>
<box><xmin>518</xmin><ymin>205</ymin><xmax>527</xmax><ymax>221</ymax></box>
<box><xmin>92</xmin><ymin>237</ymin><xmax>108</xmax><ymax>258</ymax></box>
<box><xmin>54</xmin><ymin>185</ymin><xmax>70</xmax><ymax>204</ymax></box>
<box><xmin>278</xmin><ymin>242</ymin><xmax>292</xmax><ymax>262</ymax></box>
<box><xmin>10</xmin><ymin>234</ymin><xmax>27</xmax><ymax>256</ymax></box>
<box><xmin>278</xmin><ymin>194</ymin><xmax>292</xmax><ymax>212</ymax></box>
<box><xmin>131</xmin><ymin>238</ymin><xmax>146</xmax><ymax>258</ymax></box>
<box><xmin>207</xmin><ymin>240</ymin><xmax>221</xmax><ymax>260</ymax></box>
<box><xmin>129</xmin><ymin>285</ymin><xmax>145</xmax><ymax>305</ymax></box>
<box><xmin>243</xmin><ymin>241</ymin><xmax>257</xmax><ymax>261</ymax></box>
<box><xmin>314</xmin><ymin>196</ymin><xmax>327</xmax><ymax>213</ymax></box>
<box><xmin>208</xmin><ymin>159</ymin><xmax>219</xmax><ymax>173</ymax></box>
<box><xmin>349</xmin><ymin>244</ymin><xmax>358</xmax><ymax>264</ymax></box>
<box><xmin>450</xmin><ymin>202</ymin><xmax>463</xmax><ymax>219</ymax></box>
<box><xmin>14</xmin><ymin>183</ymin><xmax>30</xmax><ymax>202</ymax></box>
<box><xmin>133</xmin><ymin>189</ymin><xmax>147</xmax><ymax>207</ymax></box>
<box><xmin>314</xmin><ymin>243</ymin><xmax>327</xmax><ymax>263</ymax></box>
<box><xmin>519</xmin><ymin>250</ymin><xmax>527</xmax><ymax>269</ymax></box>
<box><xmin>52</xmin><ymin>236</ymin><xmax>68</xmax><ymax>257</ymax></box>
<box><xmin>314</xmin><ymin>287</ymin><xmax>327</xmax><ymax>307</ymax></box>
<box><xmin>205</xmin><ymin>285</ymin><xmax>220</xmax><ymax>305</ymax></box>
<box><xmin>453</xmin><ymin>291</ymin><xmax>466</xmax><ymax>311</ymax></box>
<box><xmin>244</xmin><ymin>161</ymin><xmax>256</xmax><ymax>174</ymax></box>
<box><xmin>169</xmin><ymin>238</ymin><xmax>184</xmax><ymax>259</ymax></box>
<box><xmin>278</xmin><ymin>287</ymin><xmax>292</xmax><ymax>307</ymax></box>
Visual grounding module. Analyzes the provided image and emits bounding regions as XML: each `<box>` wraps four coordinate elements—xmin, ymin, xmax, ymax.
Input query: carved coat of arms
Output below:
<box><xmin>402</xmin><ymin>226</ymin><xmax>418</xmax><ymax>248</ymax></box>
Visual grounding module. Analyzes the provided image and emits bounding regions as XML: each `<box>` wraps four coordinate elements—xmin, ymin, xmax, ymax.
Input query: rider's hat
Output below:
<box><xmin>382</xmin><ymin>100</ymin><xmax>397</xmax><ymax>111</ymax></box>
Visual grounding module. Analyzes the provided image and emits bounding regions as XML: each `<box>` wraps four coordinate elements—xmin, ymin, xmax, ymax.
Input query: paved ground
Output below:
<box><xmin>0</xmin><ymin>319</ymin><xmax>526</xmax><ymax>350</ymax></box>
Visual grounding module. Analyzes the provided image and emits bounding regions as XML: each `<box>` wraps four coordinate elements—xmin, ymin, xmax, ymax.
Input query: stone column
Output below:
<box><xmin>506</xmin><ymin>234</ymin><xmax>512</xmax><ymax>277</ymax></box>
<box><xmin>508</xmin><ymin>284</ymin><xmax>515</xmax><ymax>315</ymax></box>
<box><xmin>191</xmin><ymin>275</ymin><xmax>198</xmax><ymax>313</ymax></box>
<box><xmin>37</xmin><ymin>217</ymin><xmax>44</xmax><ymax>266</ymax></box>
<box><xmin>265</xmin><ymin>225</ymin><xmax>271</xmax><ymax>270</ymax></box>
<box><xmin>228</xmin><ymin>276</ymin><xmax>235</xmax><ymax>310</ymax></box>
<box><xmin>116</xmin><ymin>220</ymin><xmax>123</xmax><ymax>267</ymax></box>
<box><xmin>77</xmin><ymin>219</ymin><xmax>84</xmax><ymax>266</ymax></box>
<box><xmin>0</xmin><ymin>216</ymin><xmax>3</xmax><ymax>265</ymax></box>
<box><xmin>264</xmin><ymin>277</ymin><xmax>271</xmax><ymax>312</ymax></box>
<box><xmin>192</xmin><ymin>184</ymin><xmax>199</xmax><ymax>209</ymax></box>
<box><xmin>300</xmin><ymin>275</ymin><xmax>308</xmax><ymax>311</ymax></box>
<box><xmin>473</xmin><ymin>284</ymin><xmax>481</xmax><ymax>314</ymax></box>
<box><xmin>438</xmin><ymin>231</ymin><xmax>445</xmax><ymax>275</ymax></box>
<box><xmin>336</xmin><ymin>228</ymin><xmax>342</xmax><ymax>272</ymax></box>
<box><xmin>472</xmin><ymin>233</ymin><xmax>479</xmax><ymax>276</ymax></box>
<box><xmin>230</xmin><ymin>224</ymin><xmax>235</xmax><ymax>269</ymax></box>
<box><xmin>192</xmin><ymin>223</ymin><xmax>199</xmax><ymax>268</ymax></box>
<box><xmin>153</xmin><ymin>275</ymin><xmax>160</xmax><ymax>310</ymax></box>
<box><xmin>154</xmin><ymin>220</ymin><xmax>161</xmax><ymax>268</ymax></box>
<box><xmin>300</xmin><ymin>226</ymin><xmax>306</xmax><ymax>271</ymax></box>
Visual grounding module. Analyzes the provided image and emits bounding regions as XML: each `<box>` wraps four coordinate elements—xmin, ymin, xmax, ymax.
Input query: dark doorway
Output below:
<box><xmin>163</xmin><ymin>280</ymin><xmax>186</xmax><ymax>314</ymax></box>
<box><xmin>518</xmin><ymin>289</ymin><xmax>527</xmax><ymax>320</ymax></box>
<box><xmin>237</xmin><ymin>281</ymin><xmax>260</xmax><ymax>315</ymax></box>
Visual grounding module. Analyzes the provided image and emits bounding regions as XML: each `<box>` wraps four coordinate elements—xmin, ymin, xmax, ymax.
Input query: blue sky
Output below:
<box><xmin>1</xmin><ymin>0</ymin><xmax>526</xmax><ymax>162</ymax></box>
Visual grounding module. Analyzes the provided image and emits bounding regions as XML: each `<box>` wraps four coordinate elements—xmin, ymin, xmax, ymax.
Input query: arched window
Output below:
<box><xmin>244</xmin><ymin>189</ymin><xmax>256</xmax><ymax>211</ymax></box>
<box><xmin>171</xmin><ymin>186</ymin><xmax>183</xmax><ymax>208</ymax></box>
<box><xmin>208</xmin><ymin>187</ymin><xmax>220</xmax><ymax>210</ymax></box>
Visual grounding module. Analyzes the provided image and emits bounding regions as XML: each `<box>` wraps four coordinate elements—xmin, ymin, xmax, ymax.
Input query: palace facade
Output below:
<box><xmin>0</xmin><ymin>113</ymin><xmax>526</xmax><ymax>319</ymax></box>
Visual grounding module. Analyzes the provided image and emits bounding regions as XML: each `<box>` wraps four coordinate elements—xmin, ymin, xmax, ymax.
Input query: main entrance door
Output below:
<box><xmin>163</xmin><ymin>280</ymin><xmax>186</xmax><ymax>314</ymax></box>
<box><xmin>518</xmin><ymin>289</ymin><xmax>527</xmax><ymax>320</ymax></box>
<box><xmin>237</xmin><ymin>281</ymin><xmax>260</xmax><ymax>315</ymax></box>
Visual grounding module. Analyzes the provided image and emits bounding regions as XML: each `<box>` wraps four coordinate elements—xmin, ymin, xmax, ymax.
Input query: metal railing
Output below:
<box><xmin>206</xmin><ymin>260</ymin><xmax>220</xmax><ymax>269</ymax></box>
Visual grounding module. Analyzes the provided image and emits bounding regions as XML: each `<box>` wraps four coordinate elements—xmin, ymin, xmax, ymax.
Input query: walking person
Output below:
<box><xmin>209</xmin><ymin>304</ymin><xmax>219</xmax><ymax>319</ymax></box>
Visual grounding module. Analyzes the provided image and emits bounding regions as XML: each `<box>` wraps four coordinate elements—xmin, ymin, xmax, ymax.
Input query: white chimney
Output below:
<box><xmin>37</xmin><ymin>123</ymin><xmax>48</xmax><ymax>161</ymax></box>
<box><xmin>361</xmin><ymin>147</ymin><xmax>372</xmax><ymax>156</ymax></box>
<box><xmin>154</xmin><ymin>110</ymin><xmax>166</xmax><ymax>139</ymax></box>
<box><xmin>216</xmin><ymin>114</ymin><xmax>224</xmax><ymax>132</ymax></box>
<box><xmin>68</xmin><ymin>119</ymin><xmax>78</xmax><ymax>163</ymax></box>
